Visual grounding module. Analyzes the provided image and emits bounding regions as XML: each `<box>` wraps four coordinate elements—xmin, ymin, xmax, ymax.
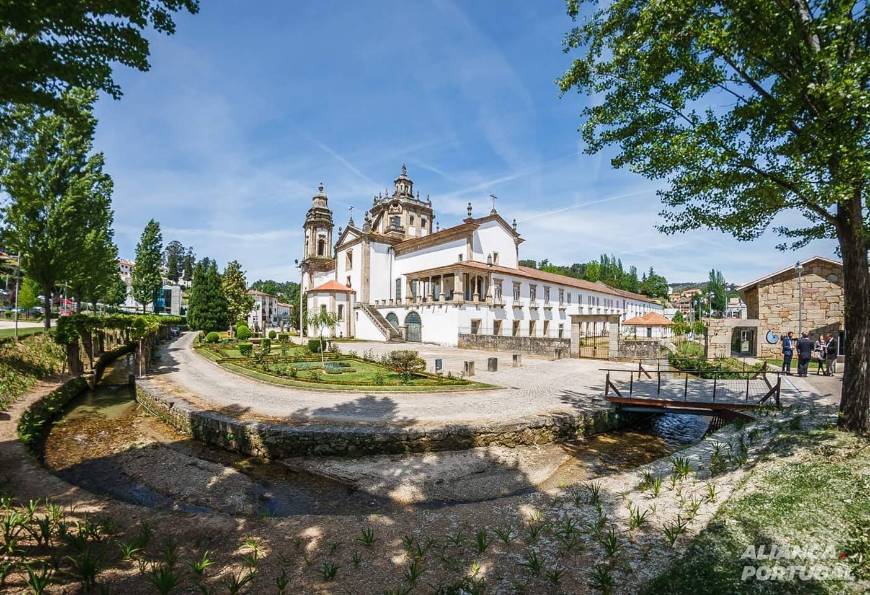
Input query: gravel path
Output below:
<box><xmin>146</xmin><ymin>333</ymin><xmax>623</xmax><ymax>427</ymax></box>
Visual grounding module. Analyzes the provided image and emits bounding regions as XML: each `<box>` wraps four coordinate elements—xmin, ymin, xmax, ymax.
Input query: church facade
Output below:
<box><xmin>300</xmin><ymin>166</ymin><xmax>662</xmax><ymax>354</ymax></box>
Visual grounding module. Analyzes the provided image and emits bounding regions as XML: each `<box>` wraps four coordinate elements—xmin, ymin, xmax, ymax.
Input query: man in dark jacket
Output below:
<box><xmin>781</xmin><ymin>332</ymin><xmax>794</xmax><ymax>374</ymax></box>
<box><xmin>825</xmin><ymin>334</ymin><xmax>839</xmax><ymax>376</ymax></box>
<box><xmin>796</xmin><ymin>332</ymin><xmax>814</xmax><ymax>377</ymax></box>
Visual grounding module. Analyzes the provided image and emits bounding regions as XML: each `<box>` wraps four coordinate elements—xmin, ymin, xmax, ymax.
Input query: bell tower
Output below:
<box><xmin>302</xmin><ymin>183</ymin><xmax>334</xmax><ymax>263</ymax></box>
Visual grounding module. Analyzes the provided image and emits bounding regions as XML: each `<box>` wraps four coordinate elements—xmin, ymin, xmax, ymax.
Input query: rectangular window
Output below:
<box><xmin>567</xmin><ymin>292</ymin><xmax>572</xmax><ymax>304</ymax></box>
<box><xmin>320</xmin><ymin>304</ymin><xmax>327</xmax><ymax>314</ymax></box>
<box><xmin>346</xmin><ymin>275</ymin><xmax>351</xmax><ymax>288</ymax></box>
<box><xmin>493</xmin><ymin>252</ymin><xmax>499</xmax><ymax>264</ymax></box>
<box><xmin>493</xmin><ymin>320</ymin><xmax>502</xmax><ymax>336</ymax></box>
<box><xmin>512</xmin><ymin>320</ymin><xmax>520</xmax><ymax>337</ymax></box>
<box><xmin>530</xmin><ymin>284</ymin><xmax>537</xmax><ymax>303</ymax></box>
<box><xmin>395</xmin><ymin>278</ymin><xmax>402</xmax><ymax>300</ymax></box>
<box><xmin>410</xmin><ymin>215</ymin><xmax>415</xmax><ymax>225</ymax></box>
<box><xmin>529</xmin><ymin>320</ymin><xmax>537</xmax><ymax>336</ymax></box>
<box><xmin>337</xmin><ymin>305</ymin><xmax>344</xmax><ymax>320</ymax></box>
<box><xmin>558</xmin><ymin>288</ymin><xmax>564</xmax><ymax>304</ymax></box>
<box><xmin>544</xmin><ymin>287</ymin><xmax>550</xmax><ymax>304</ymax></box>
<box><xmin>494</xmin><ymin>279</ymin><xmax>503</xmax><ymax>301</ymax></box>
<box><xmin>543</xmin><ymin>320</ymin><xmax>550</xmax><ymax>336</ymax></box>
<box><xmin>558</xmin><ymin>324</ymin><xmax>564</xmax><ymax>339</ymax></box>
<box><xmin>513</xmin><ymin>282</ymin><xmax>521</xmax><ymax>301</ymax></box>
<box><xmin>346</xmin><ymin>250</ymin><xmax>353</xmax><ymax>269</ymax></box>
<box><xmin>470</xmin><ymin>319</ymin><xmax>480</xmax><ymax>335</ymax></box>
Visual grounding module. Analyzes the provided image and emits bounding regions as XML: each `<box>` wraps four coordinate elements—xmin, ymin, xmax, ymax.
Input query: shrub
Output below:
<box><xmin>373</xmin><ymin>370</ymin><xmax>386</xmax><ymax>386</ymax></box>
<box><xmin>235</xmin><ymin>324</ymin><xmax>252</xmax><ymax>341</ymax></box>
<box><xmin>308</xmin><ymin>339</ymin><xmax>322</xmax><ymax>353</ymax></box>
<box><xmin>268</xmin><ymin>330</ymin><xmax>277</xmax><ymax>339</ymax></box>
<box><xmin>238</xmin><ymin>343</ymin><xmax>253</xmax><ymax>357</ymax></box>
<box><xmin>288</xmin><ymin>367</ymin><xmax>298</xmax><ymax>378</ymax></box>
<box><xmin>308</xmin><ymin>369</ymin><xmax>321</xmax><ymax>382</ymax></box>
<box><xmin>388</xmin><ymin>350</ymin><xmax>426</xmax><ymax>384</ymax></box>
<box><xmin>261</xmin><ymin>338</ymin><xmax>271</xmax><ymax>356</ymax></box>
<box><xmin>278</xmin><ymin>333</ymin><xmax>289</xmax><ymax>344</ymax></box>
<box><xmin>205</xmin><ymin>332</ymin><xmax>220</xmax><ymax>343</ymax></box>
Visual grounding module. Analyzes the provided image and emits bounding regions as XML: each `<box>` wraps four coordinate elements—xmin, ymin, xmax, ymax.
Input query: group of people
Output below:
<box><xmin>781</xmin><ymin>331</ymin><xmax>839</xmax><ymax>377</ymax></box>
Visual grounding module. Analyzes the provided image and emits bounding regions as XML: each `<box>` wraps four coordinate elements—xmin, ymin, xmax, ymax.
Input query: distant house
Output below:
<box><xmin>622</xmin><ymin>311</ymin><xmax>674</xmax><ymax>339</ymax></box>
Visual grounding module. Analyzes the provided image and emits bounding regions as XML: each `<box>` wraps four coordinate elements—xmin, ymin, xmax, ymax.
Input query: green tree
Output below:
<box><xmin>131</xmin><ymin>219</ymin><xmax>163</xmax><ymax>313</ymax></box>
<box><xmin>182</xmin><ymin>246</ymin><xmax>196</xmax><ymax>281</ymax></box>
<box><xmin>103</xmin><ymin>275</ymin><xmax>128</xmax><ymax>310</ymax></box>
<box><xmin>0</xmin><ymin>1</ymin><xmax>199</xmax><ymax>113</ymax></box>
<box><xmin>222</xmin><ymin>260</ymin><xmax>254</xmax><ymax>327</ymax></box>
<box><xmin>164</xmin><ymin>240</ymin><xmax>185</xmax><ymax>283</ymax></box>
<box><xmin>583</xmin><ymin>261</ymin><xmax>601</xmax><ymax>282</ymax></box>
<box><xmin>640</xmin><ymin>267</ymin><xmax>669</xmax><ymax>300</ymax></box>
<box><xmin>388</xmin><ymin>350</ymin><xmax>427</xmax><ymax>384</ymax></box>
<box><xmin>0</xmin><ymin>89</ymin><xmax>108</xmax><ymax>330</ymax></box>
<box><xmin>707</xmin><ymin>269</ymin><xmax>728</xmax><ymax>315</ymax></box>
<box><xmin>187</xmin><ymin>258</ymin><xmax>229</xmax><ymax>333</ymax></box>
<box><xmin>306</xmin><ymin>309</ymin><xmax>338</xmax><ymax>365</ymax></box>
<box><xmin>17</xmin><ymin>276</ymin><xmax>39</xmax><ymax>311</ymax></box>
<box><xmin>560</xmin><ymin>0</ymin><xmax>868</xmax><ymax>432</ymax></box>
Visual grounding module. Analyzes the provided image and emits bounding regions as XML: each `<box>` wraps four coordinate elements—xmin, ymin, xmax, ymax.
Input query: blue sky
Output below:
<box><xmin>94</xmin><ymin>0</ymin><xmax>838</xmax><ymax>286</ymax></box>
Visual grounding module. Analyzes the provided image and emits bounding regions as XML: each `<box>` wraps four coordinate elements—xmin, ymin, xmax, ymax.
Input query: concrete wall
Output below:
<box><xmin>473</xmin><ymin>220</ymin><xmax>518</xmax><ymax>268</ymax></box>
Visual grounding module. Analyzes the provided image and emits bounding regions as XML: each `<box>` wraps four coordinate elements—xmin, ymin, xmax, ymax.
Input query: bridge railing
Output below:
<box><xmin>601</xmin><ymin>362</ymin><xmax>781</xmax><ymax>407</ymax></box>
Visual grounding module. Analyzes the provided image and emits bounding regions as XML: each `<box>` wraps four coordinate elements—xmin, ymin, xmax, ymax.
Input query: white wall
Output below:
<box><xmin>473</xmin><ymin>220</ymin><xmax>518</xmax><ymax>268</ymax></box>
<box><xmin>369</xmin><ymin>242</ymin><xmax>393</xmax><ymax>302</ymax></box>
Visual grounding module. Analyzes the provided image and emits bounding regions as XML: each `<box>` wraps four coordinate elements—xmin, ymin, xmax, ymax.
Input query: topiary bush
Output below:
<box><xmin>308</xmin><ymin>338</ymin><xmax>322</xmax><ymax>353</ymax></box>
<box><xmin>205</xmin><ymin>331</ymin><xmax>220</xmax><ymax>343</ymax></box>
<box><xmin>278</xmin><ymin>333</ymin><xmax>289</xmax><ymax>344</ymax></box>
<box><xmin>268</xmin><ymin>329</ymin><xmax>277</xmax><ymax>339</ymax></box>
<box><xmin>235</xmin><ymin>324</ymin><xmax>251</xmax><ymax>341</ymax></box>
<box><xmin>261</xmin><ymin>338</ymin><xmax>271</xmax><ymax>356</ymax></box>
<box><xmin>238</xmin><ymin>342</ymin><xmax>253</xmax><ymax>357</ymax></box>
<box><xmin>388</xmin><ymin>350</ymin><xmax>427</xmax><ymax>384</ymax></box>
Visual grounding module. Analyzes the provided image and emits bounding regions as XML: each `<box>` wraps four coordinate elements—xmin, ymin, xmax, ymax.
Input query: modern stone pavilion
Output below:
<box><xmin>705</xmin><ymin>256</ymin><xmax>844</xmax><ymax>359</ymax></box>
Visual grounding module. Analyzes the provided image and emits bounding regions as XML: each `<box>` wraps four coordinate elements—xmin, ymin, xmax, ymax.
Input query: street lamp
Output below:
<box><xmin>295</xmin><ymin>259</ymin><xmax>304</xmax><ymax>338</ymax></box>
<box><xmin>795</xmin><ymin>261</ymin><xmax>804</xmax><ymax>335</ymax></box>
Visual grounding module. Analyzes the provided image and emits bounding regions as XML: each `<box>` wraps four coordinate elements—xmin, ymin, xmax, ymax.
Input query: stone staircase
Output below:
<box><xmin>357</xmin><ymin>303</ymin><xmax>403</xmax><ymax>342</ymax></box>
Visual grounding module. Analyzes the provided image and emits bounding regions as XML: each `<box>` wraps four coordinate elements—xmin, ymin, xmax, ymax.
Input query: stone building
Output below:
<box><xmin>299</xmin><ymin>165</ymin><xmax>662</xmax><ymax>355</ymax></box>
<box><xmin>737</xmin><ymin>256</ymin><xmax>844</xmax><ymax>358</ymax></box>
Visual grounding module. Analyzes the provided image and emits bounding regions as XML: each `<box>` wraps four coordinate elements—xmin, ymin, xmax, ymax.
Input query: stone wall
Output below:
<box><xmin>135</xmin><ymin>379</ymin><xmax>623</xmax><ymax>458</ymax></box>
<box><xmin>744</xmin><ymin>260</ymin><xmax>843</xmax><ymax>358</ymax></box>
<box><xmin>457</xmin><ymin>334</ymin><xmax>571</xmax><ymax>357</ymax></box>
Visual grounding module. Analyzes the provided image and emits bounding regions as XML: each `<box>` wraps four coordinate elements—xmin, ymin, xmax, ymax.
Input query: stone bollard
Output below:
<box><xmin>464</xmin><ymin>360</ymin><xmax>475</xmax><ymax>376</ymax></box>
<box><xmin>512</xmin><ymin>353</ymin><xmax>522</xmax><ymax>367</ymax></box>
<box><xmin>487</xmin><ymin>357</ymin><xmax>498</xmax><ymax>372</ymax></box>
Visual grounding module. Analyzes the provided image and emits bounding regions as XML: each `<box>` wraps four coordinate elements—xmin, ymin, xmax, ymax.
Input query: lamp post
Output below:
<box><xmin>708</xmin><ymin>291</ymin><xmax>715</xmax><ymax>318</ymax></box>
<box><xmin>795</xmin><ymin>261</ymin><xmax>804</xmax><ymax>335</ymax></box>
<box><xmin>295</xmin><ymin>259</ymin><xmax>304</xmax><ymax>339</ymax></box>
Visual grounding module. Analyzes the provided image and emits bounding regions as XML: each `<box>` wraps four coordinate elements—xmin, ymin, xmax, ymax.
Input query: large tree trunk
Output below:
<box><xmin>836</xmin><ymin>200</ymin><xmax>869</xmax><ymax>435</ymax></box>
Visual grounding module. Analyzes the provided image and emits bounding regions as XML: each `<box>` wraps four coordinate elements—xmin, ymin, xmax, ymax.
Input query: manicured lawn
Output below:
<box><xmin>645</xmin><ymin>427</ymin><xmax>869</xmax><ymax>594</ymax></box>
<box><xmin>0</xmin><ymin>326</ymin><xmax>47</xmax><ymax>339</ymax></box>
<box><xmin>765</xmin><ymin>358</ymin><xmax>823</xmax><ymax>373</ymax></box>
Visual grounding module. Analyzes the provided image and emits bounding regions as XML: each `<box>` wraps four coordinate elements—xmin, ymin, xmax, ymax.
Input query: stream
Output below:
<box><xmin>43</xmin><ymin>358</ymin><xmax>711</xmax><ymax>517</ymax></box>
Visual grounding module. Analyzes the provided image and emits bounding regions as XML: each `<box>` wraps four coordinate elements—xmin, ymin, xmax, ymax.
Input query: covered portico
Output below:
<box><xmin>381</xmin><ymin>262</ymin><xmax>499</xmax><ymax>306</ymax></box>
<box><xmin>570</xmin><ymin>313</ymin><xmax>621</xmax><ymax>358</ymax></box>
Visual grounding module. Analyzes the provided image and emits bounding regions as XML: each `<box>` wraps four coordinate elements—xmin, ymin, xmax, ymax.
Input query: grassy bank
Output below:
<box><xmin>645</xmin><ymin>425</ymin><xmax>869</xmax><ymax>594</ymax></box>
<box><xmin>0</xmin><ymin>334</ymin><xmax>66</xmax><ymax>411</ymax></box>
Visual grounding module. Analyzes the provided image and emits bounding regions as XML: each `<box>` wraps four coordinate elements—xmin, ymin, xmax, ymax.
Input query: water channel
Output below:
<box><xmin>42</xmin><ymin>359</ymin><xmax>711</xmax><ymax>517</ymax></box>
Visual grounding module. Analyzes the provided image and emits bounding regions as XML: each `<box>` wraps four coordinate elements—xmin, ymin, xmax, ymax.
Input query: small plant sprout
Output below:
<box><xmin>403</xmin><ymin>558</ymin><xmax>423</xmax><ymax>586</ymax></box>
<box><xmin>147</xmin><ymin>562</ymin><xmax>180</xmax><ymax>595</ymax></box>
<box><xmin>494</xmin><ymin>525</ymin><xmax>515</xmax><ymax>545</ymax></box>
<box><xmin>351</xmin><ymin>551</ymin><xmax>362</xmax><ymax>567</ymax></box>
<box><xmin>672</xmin><ymin>456</ymin><xmax>692</xmax><ymax>479</ymax></box>
<box><xmin>222</xmin><ymin>568</ymin><xmax>256</xmax><ymax>595</ymax></box>
<box><xmin>628</xmin><ymin>504</ymin><xmax>649</xmax><ymax>531</ymax></box>
<box><xmin>446</xmin><ymin>530</ymin><xmax>465</xmax><ymax>548</ymax></box>
<box><xmin>584</xmin><ymin>481</ymin><xmax>603</xmax><ymax>505</ymax></box>
<box><xmin>662</xmin><ymin>515</ymin><xmax>689</xmax><ymax>547</ymax></box>
<box><xmin>118</xmin><ymin>541</ymin><xmax>141</xmax><ymax>561</ymax></box>
<box><xmin>546</xmin><ymin>566</ymin><xmax>565</xmax><ymax>586</ymax></box>
<box><xmin>600</xmin><ymin>525</ymin><xmax>621</xmax><ymax>557</ymax></box>
<box><xmin>275</xmin><ymin>568</ymin><xmax>290</xmax><ymax>594</ymax></box>
<box><xmin>590</xmin><ymin>563</ymin><xmax>615</xmax><ymax>594</ymax></box>
<box><xmin>649</xmin><ymin>476</ymin><xmax>663</xmax><ymax>498</ymax></box>
<box><xmin>639</xmin><ymin>470</ymin><xmax>655</xmax><ymax>490</ymax></box>
<box><xmin>521</xmin><ymin>548</ymin><xmax>543</xmax><ymax>576</ymax></box>
<box><xmin>474</xmin><ymin>528</ymin><xmax>490</xmax><ymax>553</ymax></box>
<box><xmin>358</xmin><ymin>526</ymin><xmax>375</xmax><ymax>546</ymax></box>
<box><xmin>706</xmin><ymin>482</ymin><xmax>718</xmax><ymax>502</ymax></box>
<box><xmin>524</xmin><ymin>520</ymin><xmax>546</xmax><ymax>544</ymax></box>
<box><xmin>320</xmin><ymin>561</ymin><xmax>338</xmax><ymax>581</ymax></box>
<box><xmin>189</xmin><ymin>550</ymin><xmax>213</xmax><ymax>577</ymax></box>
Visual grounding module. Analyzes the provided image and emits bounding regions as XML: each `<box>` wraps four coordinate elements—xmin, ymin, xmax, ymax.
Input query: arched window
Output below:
<box><xmin>317</xmin><ymin>238</ymin><xmax>326</xmax><ymax>256</ymax></box>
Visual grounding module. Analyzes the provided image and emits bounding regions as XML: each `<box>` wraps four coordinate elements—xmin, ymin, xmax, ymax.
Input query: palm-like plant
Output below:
<box><xmin>306</xmin><ymin>310</ymin><xmax>339</xmax><ymax>365</ymax></box>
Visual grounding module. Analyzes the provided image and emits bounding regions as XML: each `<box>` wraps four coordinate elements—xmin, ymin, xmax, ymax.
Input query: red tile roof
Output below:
<box><xmin>623</xmin><ymin>311</ymin><xmax>673</xmax><ymax>326</ymax></box>
<box><xmin>310</xmin><ymin>280</ymin><xmax>354</xmax><ymax>293</ymax></box>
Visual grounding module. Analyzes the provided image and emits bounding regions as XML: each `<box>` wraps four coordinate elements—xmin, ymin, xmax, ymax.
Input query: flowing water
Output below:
<box><xmin>43</xmin><ymin>359</ymin><xmax>710</xmax><ymax>517</ymax></box>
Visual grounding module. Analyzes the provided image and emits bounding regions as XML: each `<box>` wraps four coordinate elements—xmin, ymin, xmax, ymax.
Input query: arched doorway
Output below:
<box><xmin>405</xmin><ymin>311</ymin><xmax>422</xmax><ymax>342</ymax></box>
<box><xmin>386</xmin><ymin>312</ymin><xmax>399</xmax><ymax>330</ymax></box>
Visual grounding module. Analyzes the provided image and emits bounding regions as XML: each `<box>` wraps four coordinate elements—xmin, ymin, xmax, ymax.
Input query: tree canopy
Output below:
<box><xmin>0</xmin><ymin>0</ymin><xmax>199</xmax><ymax>113</ymax></box>
<box><xmin>187</xmin><ymin>258</ymin><xmax>228</xmax><ymax>333</ymax></box>
<box><xmin>131</xmin><ymin>219</ymin><xmax>164</xmax><ymax>312</ymax></box>
<box><xmin>222</xmin><ymin>260</ymin><xmax>254</xmax><ymax>327</ymax></box>
<box><xmin>0</xmin><ymin>88</ymin><xmax>114</xmax><ymax>329</ymax></box>
<box><xmin>164</xmin><ymin>240</ymin><xmax>185</xmax><ymax>283</ymax></box>
<box><xmin>522</xmin><ymin>254</ymin><xmax>664</xmax><ymax>298</ymax></box>
<box><xmin>560</xmin><ymin>0</ymin><xmax>869</xmax><ymax>433</ymax></box>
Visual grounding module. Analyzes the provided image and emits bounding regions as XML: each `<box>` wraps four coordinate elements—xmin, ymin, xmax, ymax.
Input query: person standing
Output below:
<box><xmin>796</xmin><ymin>332</ymin><xmax>813</xmax><ymax>377</ymax></box>
<box><xmin>781</xmin><ymin>331</ymin><xmax>794</xmax><ymax>375</ymax></box>
<box><xmin>814</xmin><ymin>335</ymin><xmax>827</xmax><ymax>375</ymax></box>
<box><xmin>825</xmin><ymin>334</ymin><xmax>839</xmax><ymax>376</ymax></box>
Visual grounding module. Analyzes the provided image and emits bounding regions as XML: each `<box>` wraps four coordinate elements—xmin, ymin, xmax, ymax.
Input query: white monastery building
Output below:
<box><xmin>301</xmin><ymin>166</ymin><xmax>662</xmax><ymax>355</ymax></box>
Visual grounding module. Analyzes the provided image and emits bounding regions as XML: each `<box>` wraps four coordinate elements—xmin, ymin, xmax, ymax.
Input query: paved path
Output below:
<box><xmin>145</xmin><ymin>333</ymin><xmax>627</xmax><ymax>428</ymax></box>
